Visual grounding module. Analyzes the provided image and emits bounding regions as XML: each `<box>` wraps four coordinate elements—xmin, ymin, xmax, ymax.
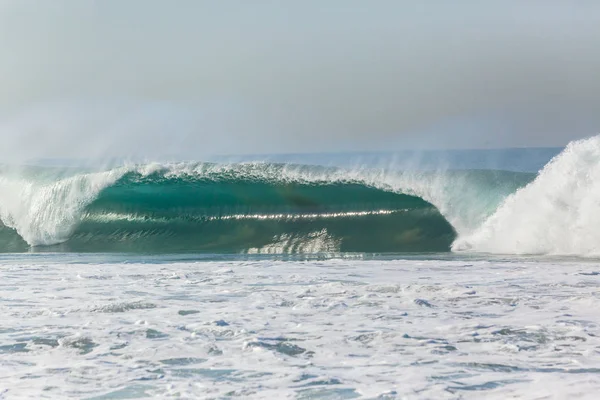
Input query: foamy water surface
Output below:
<box><xmin>1</xmin><ymin>255</ymin><xmax>600</xmax><ymax>399</ymax></box>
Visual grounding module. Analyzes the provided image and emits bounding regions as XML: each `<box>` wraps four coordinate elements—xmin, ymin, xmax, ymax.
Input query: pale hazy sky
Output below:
<box><xmin>1</xmin><ymin>1</ymin><xmax>600</xmax><ymax>159</ymax></box>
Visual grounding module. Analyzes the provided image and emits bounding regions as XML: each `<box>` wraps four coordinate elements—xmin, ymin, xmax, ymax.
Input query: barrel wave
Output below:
<box><xmin>0</xmin><ymin>160</ymin><xmax>538</xmax><ymax>254</ymax></box>
<box><xmin>0</xmin><ymin>163</ymin><xmax>457</xmax><ymax>253</ymax></box>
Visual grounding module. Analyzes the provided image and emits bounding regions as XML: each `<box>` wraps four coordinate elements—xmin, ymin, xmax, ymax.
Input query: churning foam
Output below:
<box><xmin>0</xmin><ymin>169</ymin><xmax>125</xmax><ymax>246</ymax></box>
<box><xmin>453</xmin><ymin>135</ymin><xmax>600</xmax><ymax>255</ymax></box>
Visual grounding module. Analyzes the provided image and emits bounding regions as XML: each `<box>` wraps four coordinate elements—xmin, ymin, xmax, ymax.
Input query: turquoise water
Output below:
<box><xmin>0</xmin><ymin>163</ymin><xmax>533</xmax><ymax>254</ymax></box>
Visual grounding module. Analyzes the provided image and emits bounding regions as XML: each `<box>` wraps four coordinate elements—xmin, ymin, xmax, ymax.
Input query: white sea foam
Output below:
<box><xmin>0</xmin><ymin>169</ymin><xmax>125</xmax><ymax>245</ymax></box>
<box><xmin>454</xmin><ymin>136</ymin><xmax>600</xmax><ymax>255</ymax></box>
<box><xmin>1</xmin><ymin>256</ymin><xmax>599</xmax><ymax>399</ymax></box>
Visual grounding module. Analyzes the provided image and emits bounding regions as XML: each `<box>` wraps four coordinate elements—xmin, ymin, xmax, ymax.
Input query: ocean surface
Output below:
<box><xmin>2</xmin><ymin>138</ymin><xmax>600</xmax><ymax>399</ymax></box>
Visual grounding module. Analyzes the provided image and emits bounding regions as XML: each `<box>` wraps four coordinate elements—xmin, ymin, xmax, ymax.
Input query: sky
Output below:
<box><xmin>1</xmin><ymin>1</ymin><xmax>600</xmax><ymax>160</ymax></box>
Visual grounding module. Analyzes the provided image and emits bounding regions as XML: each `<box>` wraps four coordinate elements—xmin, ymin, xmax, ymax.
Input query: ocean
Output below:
<box><xmin>1</xmin><ymin>138</ymin><xmax>600</xmax><ymax>399</ymax></box>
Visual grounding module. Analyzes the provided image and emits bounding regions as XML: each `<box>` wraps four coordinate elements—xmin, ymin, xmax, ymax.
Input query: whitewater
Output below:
<box><xmin>3</xmin><ymin>137</ymin><xmax>600</xmax><ymax>399</ymax></box>
<box><xmin>3</xmin><ymin>254</ymin><xmax>600</xmax><ymax>399</ymax></box>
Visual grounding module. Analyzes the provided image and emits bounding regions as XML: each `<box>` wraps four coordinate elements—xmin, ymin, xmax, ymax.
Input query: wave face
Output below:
<box><xmin>0</xmin><ymin>160</ymin><xmax>536</xmax><ymax>254</ymax></box>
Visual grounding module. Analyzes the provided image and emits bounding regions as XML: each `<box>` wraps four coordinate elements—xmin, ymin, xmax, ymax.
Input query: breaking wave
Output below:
<box><xmin>12</xmin><ymin>134</ymin><xmax>600</xmax><ymax>256</ymax></box>
<box><xmin>454</xmin><ymin>136</ymin><xmax>600</xmax><ymax>256</ymax></box>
